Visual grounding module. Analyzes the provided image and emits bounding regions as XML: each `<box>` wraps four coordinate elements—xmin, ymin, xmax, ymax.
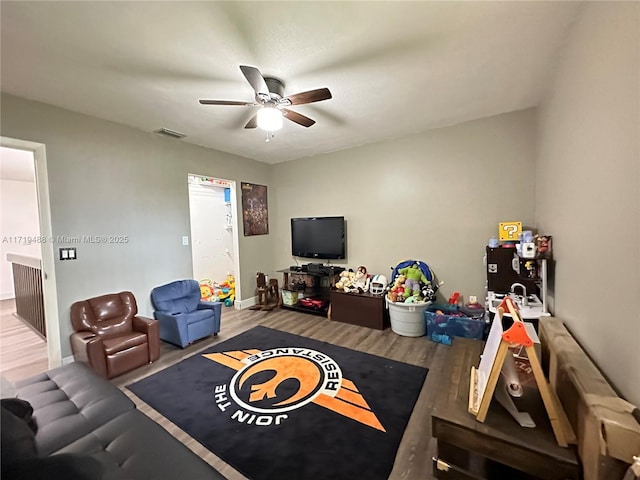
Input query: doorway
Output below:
<box><xmin>187</xmin><ymin>174</ymin><xmax>241</xmax><ymax>307</ymax></box>
<box><xmin>0</xmin><ymin>137</ymin><xmax>61</xmax><ymax>377</ymax></box>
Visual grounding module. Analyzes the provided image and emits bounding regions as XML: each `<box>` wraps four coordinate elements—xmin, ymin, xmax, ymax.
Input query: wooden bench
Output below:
<box><xmin>431</xmin><ymin>338</ymin><xmax>579</xmax><ymax>479</ymax></box>
<box><xmin>539</xmin><ymin>317</ymin><xmax>640</xmax><ymax>480</ymax></box>
<box><xmin>431</xmin><ymin>317</ymin><xmax>640</xmax><ymax>480</ymax></box>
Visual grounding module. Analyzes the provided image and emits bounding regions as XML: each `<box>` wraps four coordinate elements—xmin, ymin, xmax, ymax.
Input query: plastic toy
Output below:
<box><xmin>299</xmin><ymin>298</ymin><xmax>327</xmax><ymax>309</ymax></box>
<box><xmin>217</xmin><ymin>274</ymin><xmax>236</xmax><ymax>307</ymax></box>
<box><xmin>448</xmin><ymin>291</ymin><xmax>460</xmax><ymax>305</ymax></box>
<box><xmin>199</xmin><ymin>279</ymin><xmax>218</xmax><ymax>302</ymax></box>
<box><xmin>524</xmin><ymin>260</ymin><xmax>537</xmax><ymax>279</ymax></box>
<box><xmin>369</xmin><ymin>274</ymin><xmax>388</xmax><ymax>295</ymax></box>
<box><xmin>535</xmin><ymin>235</ymin><xmax>552</xmax><ymax>257</ymax></box>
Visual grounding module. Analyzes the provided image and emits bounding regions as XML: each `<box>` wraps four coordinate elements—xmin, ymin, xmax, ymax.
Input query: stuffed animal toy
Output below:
<box><xmin>335</xmin><ymin>270</ymin><xmax>355</xmax><ymax>291</ymax></box>
<box><xmin>335</xmin><ymin>270</ymin><xmax>348</xmax><ymax>289</ymax></box>
<box><xmin>392</xmin><ymin>285</ymin><xmax>405</xmax><ymax>302</ymax></box>
<box><xmin>347</xmin><ymin>265</ymin><xmax>370</xmax><ymax>293</ymax></box>
<box><xmin>405</xmin><ymin>294</ymin><xmax>420</xmax><ymax>304</ymax></box>
<box><xmin>421</xmin><ymin>280</ymin><xmax>442</xmax><ymax>303</ymax></box>
<box><xmin>387</xmin><ymin>274</ymin><xmax>406</xmax><ymax>302</ymax></box>
<box><xmin>388</xmin><ymin>274</ymin><xmax>405</xmax><ymax>296</ymax></box>
<box><xmin>398</xmin><ymin>263</ymin><xmax>429</xmax><ymax>299</ymax></box>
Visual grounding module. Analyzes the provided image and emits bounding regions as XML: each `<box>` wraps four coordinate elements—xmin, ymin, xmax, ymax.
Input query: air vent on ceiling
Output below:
<box><xmin>154</xmin><ymin>127</ymin><xmax>186</xmax><ymax>139</ymax></box>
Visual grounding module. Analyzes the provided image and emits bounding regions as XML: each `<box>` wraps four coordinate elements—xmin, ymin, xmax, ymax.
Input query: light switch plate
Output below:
<box><xmin>59</xmin><ymin>247</ymin><xmax>77</xmax><ymax>260</ymax></box>
<box><xmin>182</xmin><ymin>236</ymin><xmax>189</xmax><ymax>246</ymax></box>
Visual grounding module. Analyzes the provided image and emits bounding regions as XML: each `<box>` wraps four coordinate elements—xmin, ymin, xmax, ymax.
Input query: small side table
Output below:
<box><xmin>329</xmin><ymin>290</ymin><xmax>389</xmax><ymax>330</ymax></box>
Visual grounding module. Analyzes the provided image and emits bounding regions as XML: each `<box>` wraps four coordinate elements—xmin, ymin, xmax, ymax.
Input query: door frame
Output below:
<box><xmin>1</xmin><ymin>136</ymin><xmax>62</xmax><ymax>369</ymax></box>
<box><xmin>187</xmin><ymin>174</ymin><xmax>242</xmax><ymax>306</ymax></box>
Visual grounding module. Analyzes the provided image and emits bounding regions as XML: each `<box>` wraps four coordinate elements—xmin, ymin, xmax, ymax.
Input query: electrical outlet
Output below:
<box><xmin>182</xmin><ymin>236</ymin><xmax>189</xmax><ymax>246</ymax></box>
<box><xmin>469</xmin><ymin>295</ymin><xmax>477</xmax><ymax>304</ymax></box>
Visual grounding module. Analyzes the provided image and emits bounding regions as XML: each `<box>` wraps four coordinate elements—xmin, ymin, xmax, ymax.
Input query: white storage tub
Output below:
<box><xmin>386</xmin><ymin>298</ymin><xmax>431</xmax><ymax>337</ymax></box>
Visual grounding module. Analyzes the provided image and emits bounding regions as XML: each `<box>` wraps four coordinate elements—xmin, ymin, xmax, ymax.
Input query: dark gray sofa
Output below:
<box><xmin>3</xmin><ymin>361</ymin><xmax>226</xmax><ymax>479</ymax></box>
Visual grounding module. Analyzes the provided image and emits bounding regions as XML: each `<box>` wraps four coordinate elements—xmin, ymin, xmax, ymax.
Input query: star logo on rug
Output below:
<box><xmin>204</xmin><ymin>348</ymin><xmax>386</xmax><ymax>432</ymax></box>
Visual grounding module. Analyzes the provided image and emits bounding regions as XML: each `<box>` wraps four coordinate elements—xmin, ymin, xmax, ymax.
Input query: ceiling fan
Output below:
<box><xmin>199</xmin><ymin>65</ymin><xmax>332</xmax><ymax>134</ymax></box>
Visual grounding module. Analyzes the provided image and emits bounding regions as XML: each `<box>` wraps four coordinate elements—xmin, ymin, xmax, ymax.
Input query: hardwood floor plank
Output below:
<box><xmin>3</xmin><ymin>301</ymin><xmax>449</xmax><ymax>479</ymax></box>
<box><xmin>0</xmin><ymin>298</ymin><xmax>48</xmax><ymax>384</ymax></box>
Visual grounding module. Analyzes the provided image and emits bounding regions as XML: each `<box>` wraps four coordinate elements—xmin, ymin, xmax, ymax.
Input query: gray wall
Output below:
<box><xmin>271</xmin><ymin>109</ymin><xmax>537</xmax><ymax>300</ymax></box>
<box><xmin>536</xmin><ymin>2</ymin><xmax>639</xmax><ymax>405</ymax></box>
<box><xmin>1</xmin><ymin>93</ymin><xmax>272</xmax><ymax>358</ymax></box>
<box><xmin>1</xmin><ymin>95</ymin><xmax>536</xmax><ymax>360</ymax></box>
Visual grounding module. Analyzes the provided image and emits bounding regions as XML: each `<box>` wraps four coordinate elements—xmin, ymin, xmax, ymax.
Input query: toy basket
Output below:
<box><xmin>386</xmin><ymin>298</ymin><xmax>431</xmax><ymax>337</ymax></box>
<box><xmin>281</xmin><ymin>289</ymin><xmax>299</xmax><ymax>306</ymax></box>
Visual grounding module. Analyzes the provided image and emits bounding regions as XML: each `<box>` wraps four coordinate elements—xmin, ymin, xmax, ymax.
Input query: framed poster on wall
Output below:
<box><xmin>241</xmin><ymin>182</ymin><xmax>269</xmax><ymax>236</ymax></box>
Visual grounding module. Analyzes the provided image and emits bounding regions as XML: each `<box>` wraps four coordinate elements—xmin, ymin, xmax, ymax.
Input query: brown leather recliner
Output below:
<box><xmin>70</xmin><ymin>291</ymin><xmax>160</xmax><ymax>379</ymax></box>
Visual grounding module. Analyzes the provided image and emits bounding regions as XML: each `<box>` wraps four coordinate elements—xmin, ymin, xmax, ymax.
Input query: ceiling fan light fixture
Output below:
<box><xmin>257</xmin><ymin>107</ymin><xmax>283</xmax><ymax>131</ymax></box>
<box><xmin>199</xmin><ymin>66</ymin><xmax>331</xmax><ymax>132</ymax></box>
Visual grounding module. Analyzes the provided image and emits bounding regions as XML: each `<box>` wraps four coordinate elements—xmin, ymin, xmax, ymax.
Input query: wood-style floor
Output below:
<box><xmin>113</xmin><ymin>306</ymin><xmax>446</xmax><ymax>480</ymax></box>
<box><xmin>0</xmin><ymin>298</ymin><xmax>48</xmax><ymax>386</ymax></box>
<box><xmin>1</xmin><ymin>300</ymin><xmax>445</xmax><ymax>479</ymax></box>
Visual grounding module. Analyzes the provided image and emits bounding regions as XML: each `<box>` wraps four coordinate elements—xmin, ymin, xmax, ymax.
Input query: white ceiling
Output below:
<box><xmin>0</xmin><ymin>1</ymin><xmax>583</xmax><ymax>164</ymax></box>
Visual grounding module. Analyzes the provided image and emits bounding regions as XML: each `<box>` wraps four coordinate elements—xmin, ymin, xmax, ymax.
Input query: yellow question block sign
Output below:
<box><xmin>498</xmin><ymin>221</ymin><xmax>522</xmax><ymax>241</ymax></box>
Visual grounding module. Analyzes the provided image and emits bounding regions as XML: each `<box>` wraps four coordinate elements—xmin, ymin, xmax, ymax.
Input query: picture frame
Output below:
<box><xmin>241</xmin><ymin>182</ymin><xmax>269</xmax><ymax>236</ymax></box>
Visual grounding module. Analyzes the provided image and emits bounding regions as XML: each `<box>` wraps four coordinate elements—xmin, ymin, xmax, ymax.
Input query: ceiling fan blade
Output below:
<box><xmin>245</xmin><ymin>114</ymin><xmax>258</xmax><ymax>129</ymax></box>
<box><xmin>239</xmin><ymin>65</ymin><xmax>269</xmax><ymax>95</ymax></box>
<box><xmin>284</xmin><ymin>88</ymin><xmax>332</xmax><ymax>105</ymax></box>
<box><xmin>199</xmin><ymin>99</ymin><xmax>256</xmax><ymax>106</ymax></box>
<box><xmin>282</xmin><ymin>109</ymin><xmax>316</xmax><ymax>128</ymax></box>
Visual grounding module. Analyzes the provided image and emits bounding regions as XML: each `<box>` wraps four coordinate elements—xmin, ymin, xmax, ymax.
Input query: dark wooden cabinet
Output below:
<box><xmin>329</xmin><ymin>290</ymin><xmax>389</xmax><ymax>330</ymax></box>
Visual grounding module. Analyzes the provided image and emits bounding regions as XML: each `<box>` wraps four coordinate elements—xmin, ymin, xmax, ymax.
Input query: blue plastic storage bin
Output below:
<box><xmin>425</xmin><ymin>305</ymin><xmax>485</xmax><ymax>345</ymax></box>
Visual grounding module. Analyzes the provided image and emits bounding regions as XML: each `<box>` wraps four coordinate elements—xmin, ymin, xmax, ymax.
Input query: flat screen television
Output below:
<box><xmin>291</xmin><ymin>216</ymin><xmax>345</xmax><ymax>260</ymax></box>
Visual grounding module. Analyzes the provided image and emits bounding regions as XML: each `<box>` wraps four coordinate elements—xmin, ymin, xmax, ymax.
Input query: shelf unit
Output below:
<box><xmin>278</xmin><ymin>268</ymin><xmax>341</xmax><ymax>317</ymax></box>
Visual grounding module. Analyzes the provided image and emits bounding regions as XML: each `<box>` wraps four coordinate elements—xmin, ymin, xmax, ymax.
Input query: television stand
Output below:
<box><xmin>278</xmin><ymin>268</ymin><xmax>342</xmax><ymax>317</ymax></box>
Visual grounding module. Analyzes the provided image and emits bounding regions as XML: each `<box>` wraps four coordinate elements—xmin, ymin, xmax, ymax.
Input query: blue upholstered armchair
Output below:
<box><xmin>150</xmin><ymin>279</ymin><xmax>222</xmax><ymax>348</ymax></box>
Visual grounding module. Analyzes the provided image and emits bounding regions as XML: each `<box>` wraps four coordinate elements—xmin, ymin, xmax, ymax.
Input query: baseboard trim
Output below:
<box><xmin>0</xmin><ymin>293</ymin><xmax>15</xmax><ymax>301</ymax></box>
<box><xmin>234</xmin><ymin>296</ymin><xmax>257</xmax><ymax>310</ymax></box>
<box><xmin>62</xmin><ymin>355</ymin><xmax>75</xmax><ymax>365</ymax></box>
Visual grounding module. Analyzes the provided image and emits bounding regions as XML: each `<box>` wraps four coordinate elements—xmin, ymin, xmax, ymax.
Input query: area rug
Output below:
<box><xmin>127</xmin><ymin>326</ymin><xmax>427</xmax><ymax>480</ymax></box>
